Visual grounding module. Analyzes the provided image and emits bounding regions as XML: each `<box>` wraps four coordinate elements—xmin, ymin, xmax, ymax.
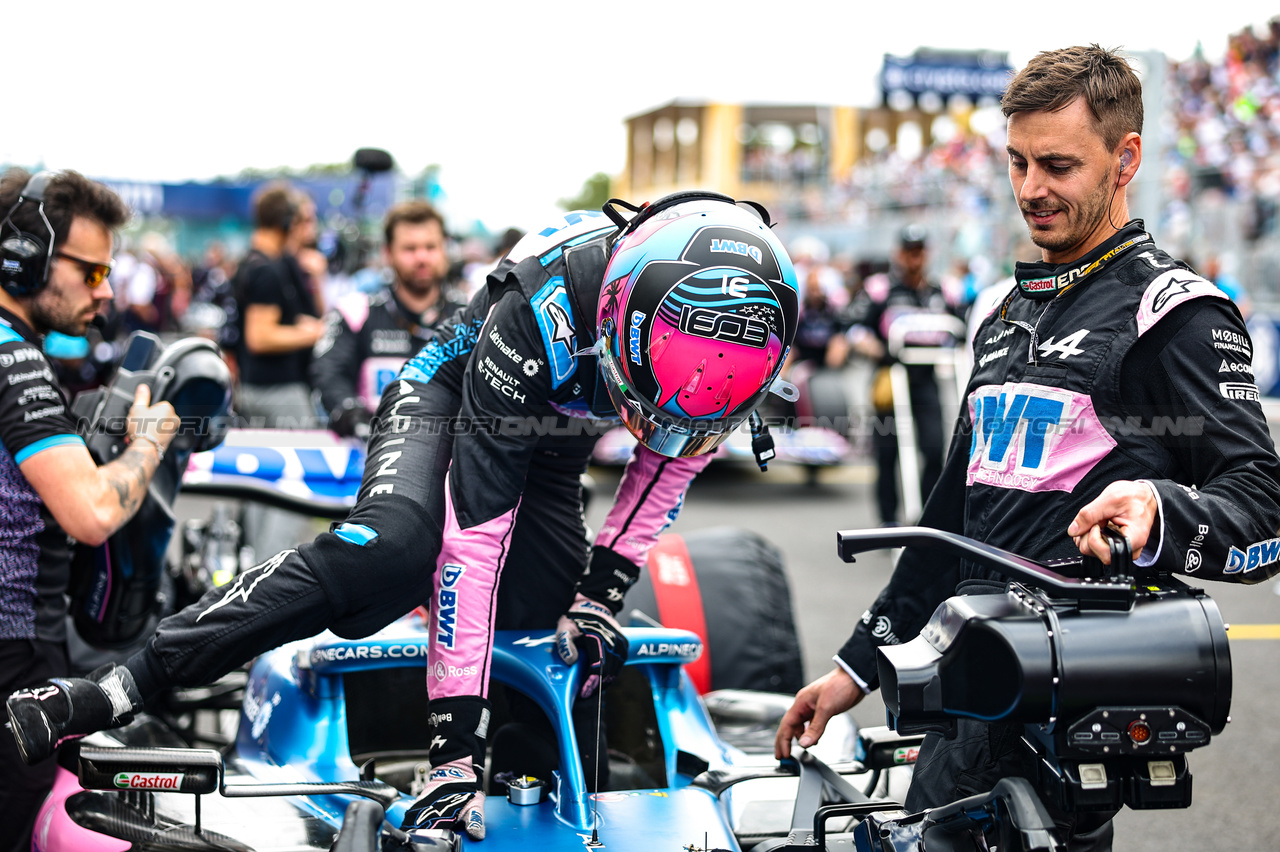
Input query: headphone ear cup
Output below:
<box><xmin>0</xmin><ymin>231</ymin><xmax>49</xmax><ymax>296</ymax></box>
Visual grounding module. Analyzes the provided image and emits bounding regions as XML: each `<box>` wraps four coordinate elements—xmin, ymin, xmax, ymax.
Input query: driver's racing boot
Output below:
<box><xmin>6</xmin><ymin>663</ymin><xmax>142</xmax><ymax>764</ymax></box>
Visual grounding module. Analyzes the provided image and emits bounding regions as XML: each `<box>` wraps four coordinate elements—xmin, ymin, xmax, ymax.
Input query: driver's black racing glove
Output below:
<box><xmin>328</xmin><ymin>398</ymin><xmax>372</xmax><ymax>440</ymax></box>
<box><xmin>401</xmin><ymin>697</ymin><xmax>490</xmax><ymax>840</ymax></box>
<box><xmin>555</xmin><ymin>594</ymin><xmax>628</xmax><ymax>698</ymax></box>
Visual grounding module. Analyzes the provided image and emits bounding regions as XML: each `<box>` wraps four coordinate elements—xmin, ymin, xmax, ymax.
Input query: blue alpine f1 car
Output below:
<box><xmin>33</xmin><ymin>611</ymin><xmax>906</xmax><ymax>852</ymax></box>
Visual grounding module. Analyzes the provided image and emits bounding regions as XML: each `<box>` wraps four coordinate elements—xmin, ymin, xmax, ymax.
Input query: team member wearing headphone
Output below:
<box><xmin>0</xmin><ymin>169</ymin><xmax>179</xmax><ymax>852</ymax></box>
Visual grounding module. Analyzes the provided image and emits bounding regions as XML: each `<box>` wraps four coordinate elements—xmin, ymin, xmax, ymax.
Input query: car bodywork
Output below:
<box><xmin>33</xmin><ymin>617</ymin><xmax>861</xmax><ymax>852</ymax></box>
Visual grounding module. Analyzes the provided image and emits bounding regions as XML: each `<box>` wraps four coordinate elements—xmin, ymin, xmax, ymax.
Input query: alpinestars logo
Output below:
<box><xmin>1152</xmin><ymin>277</ymin><xmax>1196</xmax><ymax>312</ymax></box>
<box><xmin>546</xmin><ymin>301</ymin><xmax>575</xmax><ymax>349</ymax></box>
<box><xmin>412</xmin><ymin>793</ymin><xmax>473</xmax><ymax>828</ymax></box>
<box><xmin>196</xmin><ymin>550</ymin><xmax>294</xmax><ymax>622</ymax></box>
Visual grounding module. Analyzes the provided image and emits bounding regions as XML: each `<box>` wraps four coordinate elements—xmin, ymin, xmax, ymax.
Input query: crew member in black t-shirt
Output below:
<box><xmin>234</xmin><ymin>183</ymin><xmax>324</xmax><ymax>428</ymax></box>
<box><xmin>0</xmin><ymin>168</ymin><xmax>178</xmax><ymax>852</ymax></box>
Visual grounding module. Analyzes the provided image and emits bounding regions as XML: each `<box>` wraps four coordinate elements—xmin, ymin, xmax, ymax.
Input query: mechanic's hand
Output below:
<box><xmin>555</xmin><ymin>594</ymin><xmax>628</xmax><ymax>698</ymax></box>
<box><xmin>127</xmin><ymin>384</ymin><xmax>177</xmax><ymax>457</ymax></box>
<box><xmin>401</xmin><ymin>758</ymin><xmax>486</xmax><ymax>840</ymax></box>
<box><xmin>1067</xmin><ymin>480</ymin><xmax>1158</xmax><ymax>564</ymax></box>
<box><xmin>774</xmin><ymin>666</ymin><xmax>866</xmax><ymax>760</ymax></box>
<box><xmin>330</xmin><ymin>401</ymin><xmax>372</xmax><ymax>440</ymax></box>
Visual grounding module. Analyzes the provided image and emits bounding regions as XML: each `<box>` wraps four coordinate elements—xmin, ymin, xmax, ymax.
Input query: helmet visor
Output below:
<box><xmin>597</xmin><ymin>328</ymin><xmax>743</xmax><ymax>458</ymax></box>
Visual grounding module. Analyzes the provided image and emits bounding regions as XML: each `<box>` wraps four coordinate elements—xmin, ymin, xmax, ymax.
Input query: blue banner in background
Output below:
<box><xmin>100</xmin><ymin>173</ymin><xmax>398</xmax><ymax>223</ymax></box>
<box><xmin>881</xmin><ymin>50</ymin><xmax>1013</xmax><ymax>103</ymax></box>
<box><xmin>1248</xmin><ymin>313</ymin><xmax>1280</xmax><ymax>397</ymax></box>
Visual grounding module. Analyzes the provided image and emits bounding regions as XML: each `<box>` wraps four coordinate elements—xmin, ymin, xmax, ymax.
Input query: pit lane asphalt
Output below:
<box><xmin>583</xmin><ymin>458</ymin><xmax>1280</xmax><ymax>852</ymax></box>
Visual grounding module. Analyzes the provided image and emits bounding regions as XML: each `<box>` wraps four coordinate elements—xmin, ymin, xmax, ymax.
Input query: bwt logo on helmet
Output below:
<box><xmin>436</xmin><ymin>564</ymin><xmax>466</xmax><ymax>648</ymax></box>
<box><xmin>709</xmin><ymin>238</ymin><xmax>763</xmax><ymax>265</ymax></box>
<box><xmin>114</xmin><ymin>772</ymin><xmax>183</xmax><ymax>790</ymax></box>
<box><xmin>678</xmin><ymin>305</ymin><xmax>769</xmax><ymax>348</ymax></box>
<box><xmin>629</xmin><ymin>311</ymin><xmax>645</xmax><ymax>364</ymax></box>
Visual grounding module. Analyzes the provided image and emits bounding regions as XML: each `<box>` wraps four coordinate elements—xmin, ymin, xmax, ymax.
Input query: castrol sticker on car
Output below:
<box><xmin>113</xmin><ymin>772</ymin><xmax>183</xmax><ymax>790</ymax></box>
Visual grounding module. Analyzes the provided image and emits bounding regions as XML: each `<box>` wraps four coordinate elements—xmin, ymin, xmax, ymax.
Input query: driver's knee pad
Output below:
<box><xmin>299</xmin><ymin>493</ymin><xmax>443</xmax><ymax>636</ymax></box>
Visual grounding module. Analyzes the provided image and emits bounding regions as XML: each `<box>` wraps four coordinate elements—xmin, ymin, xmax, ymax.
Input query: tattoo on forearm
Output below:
<box><xmin>103</xmin><ymin>445</ymin><xmax>154</xmax><ymax>516</ymax></box>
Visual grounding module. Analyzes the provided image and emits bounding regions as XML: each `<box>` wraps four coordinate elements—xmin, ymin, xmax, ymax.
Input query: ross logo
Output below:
<box><xmin>1184</xmin><ymin>523</ymin><xmax>1209</xmax><ymax>573</ymax></box>
<box><xmin>1225</xmin><ymin>536</ymin><xmax>1280</xmax><ymax>574</ymax></box>
<box><xmin>677</xmin><ymin>304</ymin><xmax>769</xmax><ymax>348</ymax></box>
<box><xmin>114</xmin><ymin>772</ymin><xmax>183</xmax><ymax>790</ymax></box>
<box><xmin>1220</xmin><ymin>382</ymin><xmax>1260</xmax><ymax>401</ymax></box>
<box><xmin>871</xmin><ymin>615</ymin><xmax>899</xmax><ymax>644</ymax></box>
<box><xmin>436</xmin><ymin>564</ymin><xmax>466</xmax><ymax>649</ymax></box>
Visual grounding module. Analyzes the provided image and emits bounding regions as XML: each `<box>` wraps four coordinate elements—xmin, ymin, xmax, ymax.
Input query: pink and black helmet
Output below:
<box><xmin>596</xmin><ymin>192</ymin><xmax>799</xmax><ymax>457</ymax></box>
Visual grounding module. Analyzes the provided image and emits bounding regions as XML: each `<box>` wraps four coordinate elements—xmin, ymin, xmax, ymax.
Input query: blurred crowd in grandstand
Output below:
<box><xmin>795</xmin><ymin>18</ymin><xmax>1280</xmax><ymax>304</ymax></box>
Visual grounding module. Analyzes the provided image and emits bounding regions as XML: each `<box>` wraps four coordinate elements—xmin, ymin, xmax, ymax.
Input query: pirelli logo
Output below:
<box><xmin>1220</xmin><ymin>382</ymin><xmax>1260</xmax><ymax>401</ymax></box>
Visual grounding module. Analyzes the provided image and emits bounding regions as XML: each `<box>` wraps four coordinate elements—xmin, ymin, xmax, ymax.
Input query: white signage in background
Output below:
<box><xmin>104</xmin><ymin>182</ymin><xmax>164</xmax><ymax>216</ymax></box>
